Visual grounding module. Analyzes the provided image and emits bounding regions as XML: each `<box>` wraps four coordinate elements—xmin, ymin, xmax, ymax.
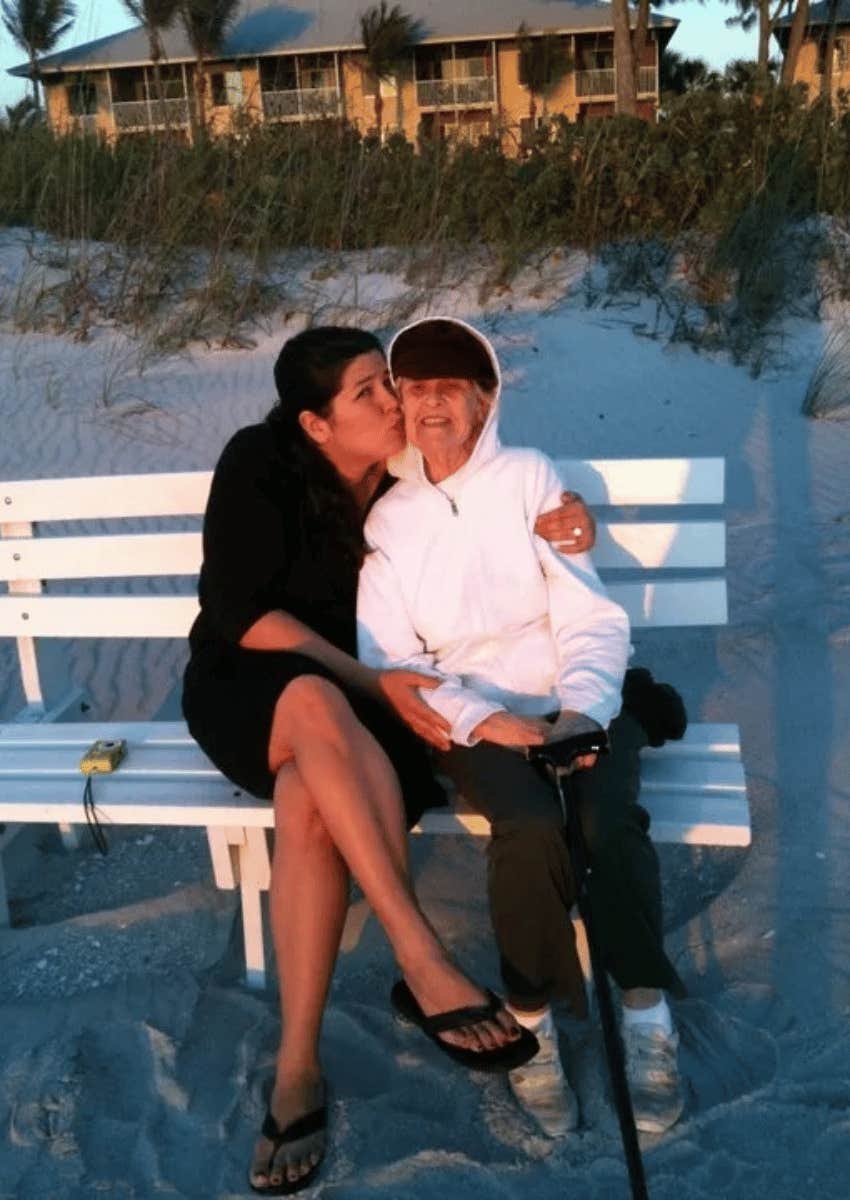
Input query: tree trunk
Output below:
<box><xmin>781</xmin><ymin>0</ymin><xmax>810</xmax><ymax>85</ymax></box>
<box><xmin>631</xmin><ymin>0</ymin><xmax>651</xmax><ymax>97</ymax></box>
<box><xmin>757</xmin><ymin>0</ymin><xmax>772</xmax><ymax>80</ymax></box>
<box><xmin>374</xmin><ymin>89</ymin><xmax>383</xmax><ymax>139</ymax></box>
<box><xmin>821</xmin><ymin>0</ymin><xmax>840</xmax><ymax>101</ymax></box>
<box><xmin>613</xmin><ymin>0</ymin><xmax>637</xmax><ymax>115</ymax></box>
<box><xmin>193</xmin><ymin>52</ymin><xmax>208</xmax><ymax>136</ymax></box>
<box><xmin>29</xmin><ymin>51</ymin><xmax>40</xmax><ymax>111</ymax></box>
<box><xmin>529</xmin><ymin>92</ymin><xmax>537</xmax><ymax>122</ymax></box>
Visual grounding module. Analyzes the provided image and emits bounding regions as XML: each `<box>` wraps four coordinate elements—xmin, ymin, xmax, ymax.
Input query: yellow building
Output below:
<box><xmin>775</xmin><ymin>0</ymin><xmax>850</xmax><ymax>99</ymax></box>
<box><xmin>10</xmin><ymin>0</ymin><xmax>677</xmax><ymax>149</ymax></box>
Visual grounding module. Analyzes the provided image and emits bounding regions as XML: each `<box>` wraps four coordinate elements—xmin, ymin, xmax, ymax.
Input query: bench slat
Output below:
<box><xmin>0</xmin><ymin>778</ymin><xmax>750</xmax><ymax>846</ymax></box>
<box><xmin>0</xmin><ymin>578</ymin><xmax>728</xmax><ymax>637</ymax></box>
<box><xmin>0</xmin><ymin>521</ymin><xmax>726</xmax><ymax>581</ymax></box>
<box><xmin>0</xmin><ymin>473</ymin><xmax>211</xmax><ymax>523</ymax></box>
<box><xmin>0</xmin><ymin>532</ymin><xmax>204</xmax><ymax>582</ymax></box>
<box><xmin>0</xmin><ymin>744</ymin><xmax>745</xmax><ymax>793</ymax></box>
<box><xmin>0</xmin><ymin>459</ymin><xmax>724</xmax><ymax>523</ymax></box>
<box><xmin>0</xmin><ymin>721</ymin><xmax>742</xmax><ymax>752</ymax></box>
<box><xmin>553</xmin><ymin>458</ymin><xmax>724</xmax><ymax>506</ymax></box>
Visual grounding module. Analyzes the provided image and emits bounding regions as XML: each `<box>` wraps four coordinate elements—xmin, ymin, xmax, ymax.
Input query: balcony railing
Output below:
<box><xmin>261</xmin><ymin>87</ymin><xmax>341</xmax><ymax>120</ymax></box>
<box><xmin>415</xmin><ymin>77</ymin><xmax>495</xmax><ymax>108</ymax></box>
<box><xmin>575</xmin><ymin>66</ymin><xmax>657</xmax><ymax>98</ymax></box>
<box><xmin>112</xmin><ymin>98</ymin><xmax>190</xmax><ymax>129</ymax></box>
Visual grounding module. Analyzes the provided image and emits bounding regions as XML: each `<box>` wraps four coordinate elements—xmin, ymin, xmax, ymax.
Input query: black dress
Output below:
<box><xmin>182</xmin><ymin>420</ymin><xmax>445</xmax><ymax>823</ymax></box>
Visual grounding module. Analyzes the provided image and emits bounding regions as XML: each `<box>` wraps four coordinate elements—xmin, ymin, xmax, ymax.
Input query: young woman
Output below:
<box><xmin>181</xmin><ymin>326</ymin><xmax>594</xmax><ymax>1195</ymax></box>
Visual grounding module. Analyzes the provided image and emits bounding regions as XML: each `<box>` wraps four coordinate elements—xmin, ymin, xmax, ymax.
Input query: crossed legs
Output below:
<box><xmin>250</xmin><ymin>674</ymin><xmax>519</xmax><ymax>1190</ymax></box>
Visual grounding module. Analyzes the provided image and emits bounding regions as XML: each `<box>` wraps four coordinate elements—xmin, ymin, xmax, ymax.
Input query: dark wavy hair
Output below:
<box><xmin>267</xmin><ymin>326</ymin><xmax>384</xmax><ymax>568</ymax></box>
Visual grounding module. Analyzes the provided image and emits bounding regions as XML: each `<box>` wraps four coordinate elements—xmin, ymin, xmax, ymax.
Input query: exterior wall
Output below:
<box><xmin>44</xmin><ymin>80</ymin><xmax>71</xmax><ymax>134</ymax></box>
<box><xmin>791</xmin><ymin>27</ymin><xmax>850</xmax><ymax>99</ymax></box>
<box><xmin>241</xmin><ymin>62</ymin><xmax>263</xmax><ymax>124</ymax></box>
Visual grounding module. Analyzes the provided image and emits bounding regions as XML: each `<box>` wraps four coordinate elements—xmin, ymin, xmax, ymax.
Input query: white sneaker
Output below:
<box><xmin>508</xmin><ymin>1026</ymin><xmax>578</xmax><ymax>1137</ymax></box>
<box><xmin>622</xmin><ymin>1024</ymin><xmax>684</xmax><ymax>1134</ymax></box>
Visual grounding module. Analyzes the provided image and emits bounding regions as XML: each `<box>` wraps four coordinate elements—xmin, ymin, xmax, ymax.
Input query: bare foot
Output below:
<box><xmin>402</xmin><ymin>956</ymin><xmax>522</xmax><ymax>1054</ymax></box>
<box><xmin>249</xmin><ymin>1071</ymin><xmax>325</xmax><ymax>1192</ymax></box>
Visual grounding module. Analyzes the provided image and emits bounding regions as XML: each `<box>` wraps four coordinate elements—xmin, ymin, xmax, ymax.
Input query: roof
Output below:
<box><xmin>8</xmin><ymin>0</ymin><xmax>677</xmax><ymax>78</ymax></box>
<box><xmin>775</xmin><ymin>0</ymin><xmax>850</xmax><ymax>27</ymax></box>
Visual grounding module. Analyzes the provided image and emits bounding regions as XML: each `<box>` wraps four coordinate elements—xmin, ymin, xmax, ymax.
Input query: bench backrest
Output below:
<box><xmin>1</xmin><ymin>459</ymin><xmax>726</xmax><ymax>707</ymax></box>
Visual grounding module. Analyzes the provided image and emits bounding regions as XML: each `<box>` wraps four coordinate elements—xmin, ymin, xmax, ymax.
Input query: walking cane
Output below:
<box><xmin>528</xmin><ymin>733</ymin><xmax>650</xmax><ymax>1200</ymax></box>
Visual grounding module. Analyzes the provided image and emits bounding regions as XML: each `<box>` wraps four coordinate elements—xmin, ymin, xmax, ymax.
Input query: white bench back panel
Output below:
<box><xmin>0</xmin><ymin>521</ymin><xmax>726</xmax><ymax>582</ymax></box>
<box><xmin>552</xmin><ymin>458</ymin><xmax>724</xmax><ymax>506</ymax></box>
<box><xmin>0</xmin><ymin>577</ymin><xmax>727</xmax><ymax>636</ymax></box>
<box><xmin>0</xmin><ymin>458</ymin><xmax>724</xmax><ymax>523</ymax></box>
<box><xmin>1</xmin><ymin>473</ymin><xmax>211</xmax><ymax>522</ymax></box>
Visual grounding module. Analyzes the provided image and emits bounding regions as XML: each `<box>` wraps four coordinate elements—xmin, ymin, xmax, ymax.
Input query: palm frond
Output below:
<box><xmin>179</xmin><ymin>0</ymin><xmax>240</xmax><ymax>56</ymax></box>
<box><xmin>359</xmin><ymin>1</ymin><xmax>421</xmax><ymax>80</ymax></box>
<box><xmin>1</xmin><ymin>0</ymin><xmax>76</xmax><ymax>56</ymax></box>
<box><xmin>124</xmin><ymin>0</ymin><xmax>180</xmax><ymax>28</ymax></box>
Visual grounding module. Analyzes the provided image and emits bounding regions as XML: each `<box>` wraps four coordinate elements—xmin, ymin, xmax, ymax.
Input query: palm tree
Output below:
<box><xmin>121</xmin><ymin>0</ymin><xmax>180</xmax><ymax>111</ymax></box>
<box><xmin>5</xmin><ymin>93</ymin><xmax>41</xmax><ymax>128</ymax></box>
<box><xmin>359</xmin><ymin>1</ymin><xmax>421</xmax><ymax>140</ymax></box>
<box><xmin>820</xmin><ymin>0</ymin><xmax>840</xmax><ymax>100</ymax></box>
<box><xmin>780</xmin><ymin>0</ymin><xmax>810</xmax><ymax>85</ymax></box>
<box><xmin>1</xmin><ymin>0</ymin><xmax>76</xmax><ymax>110</ymax></box>
<box><xmin>178</xmin><ymin>0</ymin><xmax>240</xmax><ymax>134</ymax></box>
<box><xmin>612</xmin><ymin>0</ymin><xmax>637</xmax><ymax>114</ymax></box>
<box><xmin>727</xmin><ymin>0</ymin><xmax>787</xmax><ymax>87</ymax></box>
<box><xmin>516</xmin><ymin>22</ymin><xmax>572</xmax><ymax>125</ymax></box>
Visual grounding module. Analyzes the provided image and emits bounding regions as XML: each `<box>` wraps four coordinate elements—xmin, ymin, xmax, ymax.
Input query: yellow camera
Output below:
<box><xmin>79</xmin><ymin>738</ymin><xmax>127</xmax><ymax>775</ymax></box>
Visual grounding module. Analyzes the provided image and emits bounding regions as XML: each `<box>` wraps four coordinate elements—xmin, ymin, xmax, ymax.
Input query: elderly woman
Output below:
<box><xmin>357</xmin><ymin>318</ymin><xmax>686</xmax><ymax>1139</ymax></box>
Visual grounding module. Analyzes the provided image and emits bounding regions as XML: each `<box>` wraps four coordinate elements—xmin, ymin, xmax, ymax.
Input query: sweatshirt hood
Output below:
<box><xmin>386</xmin><ymin>317</ymin><xmax>502</xmax><ymax>488</ymax></box>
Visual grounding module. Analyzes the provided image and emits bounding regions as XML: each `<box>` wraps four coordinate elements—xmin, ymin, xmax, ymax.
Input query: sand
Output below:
<box><xmin>1</xmin><ymin>227</ymin><xmax>849</xmax><ymax>1198</ymax></box>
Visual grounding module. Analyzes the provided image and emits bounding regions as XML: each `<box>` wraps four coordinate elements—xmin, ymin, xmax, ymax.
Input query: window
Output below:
<box><xmin>260</xmin><ymin>57</ymin><xmax>297</xmax><ymax>92</ymax></box>
<box><xmin>448</xmin><ymin>44</ymin><xmax>491</xmax><ymax>80</ymax></box>
<box><xmin>300</xmin><ymin>55</ymin><xmax>335</xmax><ymax>91</ymax></box>
<box><xmin>210</xmin><ymin>69</ymin><xmax>243</xmax><ymax>107</ymax></box>
<box><xmin>156</xmin><ymin>64</ymin><xmax>186</xmax><ymax>100</ymax></box>
<box><xmin>110</xmin><ymin>67</ymin><xmax>146</xmax><ymax>104</ymax></box>
<box><xmin>67</xmin><ymin>74</ymin><xmax>98</xmax><ymax>116</ymax></box>
<box><xmin>577</xmin><ymin>34</ymin><xmax>614</xmax><ymax>72</ymax></box>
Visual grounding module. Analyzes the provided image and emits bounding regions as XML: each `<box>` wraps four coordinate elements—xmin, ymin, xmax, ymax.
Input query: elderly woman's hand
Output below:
<box><xmin>377</xmin><ymin>670</ymin><xmax>453</xmax><ymax>751</ymax></box>
<box><xmin>545</xmin><ymin>709</ymin><xmax>601</xmax><ymax>770</ymax></box>
<box><xmin>534</xmin><ymin>490</ymin><xmax>596</xmax><ymax>554</ymax></box>
<box><xmin>471</xmin><ymin>712</ymin><xmax>547</xmax><ymax>748</ymax></box>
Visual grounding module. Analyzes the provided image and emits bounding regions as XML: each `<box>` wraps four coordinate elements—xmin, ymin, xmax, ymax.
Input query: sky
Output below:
<box><xmin>0</xmin><ymin>0</ymin><xmax>758</xmax><ymax>110</ymax></box>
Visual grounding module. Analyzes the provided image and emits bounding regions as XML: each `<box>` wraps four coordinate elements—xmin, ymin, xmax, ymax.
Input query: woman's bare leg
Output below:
<box><xmin>250</xmin><ymin>763</ymin><xmax>349</xmax><ymax>1190</ymax></box>
<box><xmin>251</xmin><ymin>675</ymin><xmax>519</xmax><ymax>1189</ymax></box>
<box><xmin>268</xmin><ymin>677</ymin><xmax>516</xmax><ymax>1049</ymax></box>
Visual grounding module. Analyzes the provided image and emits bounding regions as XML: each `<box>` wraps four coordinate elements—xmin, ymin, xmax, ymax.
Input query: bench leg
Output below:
<box><xmin>238</xmin><ymin>827</ymin><xmax>271</xmax><ymax>991</ymax></box>
<box><xmin>58</xmin><ymin>823</ymin><xmax>80</xmax><ymax>851</ymax></box>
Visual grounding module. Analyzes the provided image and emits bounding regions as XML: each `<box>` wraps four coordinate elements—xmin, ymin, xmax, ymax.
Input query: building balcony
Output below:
<box><xmin>575</xmin><ymin>66</ymin><xmax>657</xmax><ymax>99</ymax></box>
<box><xmin>112</xmin><ymin>98</ymin><xmax>190</xmax><ymax>130</ymax></box>
<box><xmin>261</xmin><ymin>87</ymin><xmax>341</xmax><ymax>120</ymax></box>
<box><xmin>415</xmin><ymin>77</ymin><xmax>495</xmax><ymax>109</ymax></box>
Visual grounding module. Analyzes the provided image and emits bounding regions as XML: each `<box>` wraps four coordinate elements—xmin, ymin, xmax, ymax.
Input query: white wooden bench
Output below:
<box><xmin>0</xmin><ymin>459</ymin><xmax>750</xmax><ymax>989</ymax></box>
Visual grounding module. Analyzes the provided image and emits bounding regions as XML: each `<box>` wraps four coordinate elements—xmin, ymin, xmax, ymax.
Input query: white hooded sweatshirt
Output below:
<box><xmin>357</xmin><ymin>318</ymin><xmax>631</xmax><ymax>747</ymax></box>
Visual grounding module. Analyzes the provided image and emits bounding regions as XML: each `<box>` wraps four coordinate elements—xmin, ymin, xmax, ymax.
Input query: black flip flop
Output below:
<box><xmin>391</xmin><ymin>979</ymin><xmax>539</xmax><ymax>1073</ymax></box>
<box><xmin>249</xmin><ymin>1091</ymin><xmax>328</xmax><ymax>1197</ymax></box>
